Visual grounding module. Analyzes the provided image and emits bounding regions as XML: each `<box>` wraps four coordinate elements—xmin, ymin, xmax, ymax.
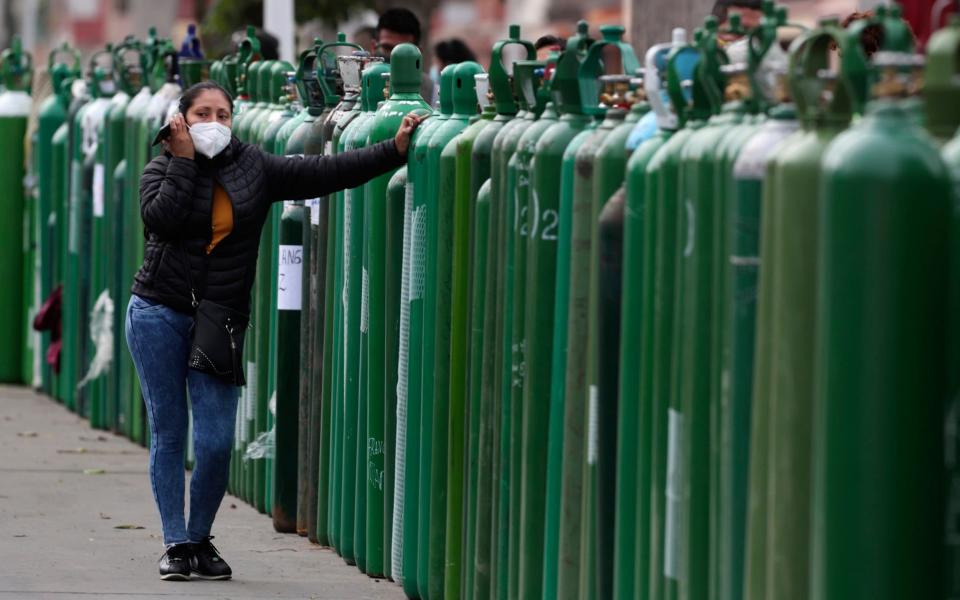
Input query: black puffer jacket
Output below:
<box><xmin>132</xmin><ymin>137</ymin><xmax>405</xmax><ymax>315</ymax></box>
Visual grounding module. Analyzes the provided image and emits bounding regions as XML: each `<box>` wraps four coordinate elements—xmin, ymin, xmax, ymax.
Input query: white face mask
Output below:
<box><xmin>188</xmin><ymin>121</ymin><xmax>232</xmax><ymax>158</ymax></box>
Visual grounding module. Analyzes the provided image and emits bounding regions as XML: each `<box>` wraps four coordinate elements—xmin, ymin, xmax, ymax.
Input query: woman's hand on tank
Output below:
<box><xmin>394</xmin><ymin>113</ymin><xmax>429</xmax><ymax>157</ymax></box>
<box><xmin>164</xmin><ymin>114</ymin><xmax>196</xmax><ymax>160</ymax></box>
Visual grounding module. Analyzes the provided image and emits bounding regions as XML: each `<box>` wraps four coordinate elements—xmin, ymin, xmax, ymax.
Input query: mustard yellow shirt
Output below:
<box><xmin>206</xmin><ymin>184</ymin><xmax>233</xmax><ymax>254</ymax></box>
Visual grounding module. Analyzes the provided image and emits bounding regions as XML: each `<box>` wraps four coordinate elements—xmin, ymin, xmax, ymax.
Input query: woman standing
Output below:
<box><xmin>125</xmin><ymin>81</ymin><xmax>422</xmax><ymax>581</ymax></box>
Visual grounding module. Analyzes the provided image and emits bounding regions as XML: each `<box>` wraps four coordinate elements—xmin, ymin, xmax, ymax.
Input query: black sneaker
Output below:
<box><xmin>159</xmin><ymin>543</ymin><xmax>192</xmax><ymax>581</ymax></box>
<box><xmin>190</xmin><ymin>536</ymin><xmax>232</xmax><ymax>580</ymax></box>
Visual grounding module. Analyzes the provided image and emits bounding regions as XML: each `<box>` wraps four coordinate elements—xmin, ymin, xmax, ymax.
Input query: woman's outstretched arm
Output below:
<box><xmin>261</xmin><ymin>139</ymin><xmax>406</xmax><ymax>201</ymax></box>
<box><xmin>262</xmin><ymin>112</ymin><xmax>426</xmax><ymax>201</ymax></box>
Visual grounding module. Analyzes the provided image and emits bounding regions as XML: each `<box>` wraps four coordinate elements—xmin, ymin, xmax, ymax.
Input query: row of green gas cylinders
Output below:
<box><xmin>3</xmin><ymin>4</ymin><xmax>960</xmax><ymax>599</ymax></box>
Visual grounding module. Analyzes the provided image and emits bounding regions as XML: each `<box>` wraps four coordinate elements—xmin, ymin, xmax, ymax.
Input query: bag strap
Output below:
<box><xmin>177</xmin><ymin>239</ymin><xmax>209</xmax><ymax>309</ymax></box>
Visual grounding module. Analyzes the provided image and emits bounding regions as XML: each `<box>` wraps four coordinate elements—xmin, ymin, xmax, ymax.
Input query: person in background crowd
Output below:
<box><xmin>434</xmin><ymin>38</ymin><xmax>477</xmax><ymax>71</ymax></box>
<box><xmin>231</xmin><ymin>27</ymin><xmax>279</xmax><ymax>60</ymax></box>
<box><xmin>376</xmin><ymin>7</ymin><xmax>436</xmax><ymax>104</ymax></box>
<box><xmin>430</xmin><ymin>38</ymin><xmax>477</xmax><ymax>101</ymax></box>
<box><xmin>712</xmin><ymin>0</ymin><xmax>764</xmax><ymax>41</ymax></box>
<box><xmin>535</xmin><ymin>34</ymin><xmax>566</xmax><ymax>60</ymax></box>
<box><xmin>353</xmin><ymin>25</ymin><xmax>378</xmax><ymax>55</ymax></box>
<box><xmin>832</xmin><ymin>10</ymin><xmax>914</xmax><ymax>57</ymax></box>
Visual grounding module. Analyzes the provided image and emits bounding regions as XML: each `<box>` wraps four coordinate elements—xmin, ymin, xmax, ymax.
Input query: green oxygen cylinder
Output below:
<box><xmin>272</xmin><ymin>197</ymin><xmax>304</xmax><ymax>525</ymax></box>
<box><xmin>643</xmin><ymin>32</ymin><xmax>702</xmax><ymax>600</ymax></box>
<box><xmin>234</xmin><ymin>60</ymin><xmax>266</xmax><ymax>141</ymax></box>
<box><xmin>385</xmin><ymin>164</ymin><xmax>410</xmax><ymax>574</ymax></box>
<box><xmin>587</xmin><ymin>75</ymin><xmax>647</xmax><ymax>600</ymax></box>
<box><xmin>35</xmin><ymin>44</ymin><xmax>80</xmax><ymax>395</ymax></box>
<box><xmin>925</xmin><ymin>15</ymin><xmax>960</xmax><ymax>142</ymax></box>
<box><xmin>259</xmin><ymin>63</ymin><xmax>296</xmax><ymax>520</ymax></box>
<box><xmin>395</xmin><ymin>60</ymin><xmax>445</xmax><ymax>597</ymax></box>
<box><xmin>450</xmin><ymin>72</ymin><xmax>496</xmax><ymax>600</ymax></box>
<box><xmin>362</xmin><ymin>43</ymin><xmax>430</xmax><ymax>578</ymax></box>
<box><xmin>231</xmin><ymin>25</ymin><xmax>264</xmax><ymax>125</ymax></box>
<box><xmin>288</xmin><ymin>37</ymin><xmax>328</xmax><ymax>534</ymax></box>
<box><xmin>58</xmin><ymin>78</ymin><xmax>89</xmax><ymax>412</ymax></box>
<box><xmin>311</xmin><ymin>44</ymin><xmax>365</xmax><ymax>545</ymax></box>
<box><xmin>82</xmin><ymin>46</ymin><xmax>119</xmax><ymax>427</ymax></box>
<box><xmin>116</xmin><ymin>34</ymin><xmax>156</xmax><ymax>444</ymax></box>
<box><xmin>65</xmin><ymin>48</ymin><xmax>118</xmax><ymax>420</ymax></box>
<box><xmin>53</xmin><ymin>74</ymin><xmax>87</xmax><ymax>405</ymax></box>
<box><xmin>284</xmin><ymin>40</ymin><xmax>324</xmax><ymax>537</ymax></box>
<box><xmin>305</xmin><ymin>34</ymin><xmax>361</xmax><ymax>547</ymax></box>
<box><xmin>324</xmin><ymin>50</ymin><xmax>367</xmax><ymax>552</ymax></box>
<box><xmin>465</xmin><ymin>177</ymin><xmax>493</xmax><ymax>600</ymax></box>
<box><xmin>744</xmin><ymin>18</ymin><xmax>868</xmax><ymax>600</ymax></box>
<box><xmin>715</xmin><ymin>7</ymin><xmax>796</xmax><ymax>600</ymax></box>
<box><xmin>483</xmin><ymin>29</ymin><xmax>540</xmax><ymax>600</ymax></box>
<box><xmin>88</xmin><ymin>42</ymin><xmax>133</xmax><ymax>434</ymax></box>
<box><xmin>251</xmin><ymin>59</ymin><xmax>278</xmax><ymax>144</ymax></box>
<box><xmin>397</xmin><ymin>59</ymin><xmax>448</xmax><ymax>594</ymax></box>
<box><xmin>551</xmin><ymin>24</ymin><xmax>639</xmax><ymax>600</ymax></box>
<box><xmin>418</xmin><ymin>60</ymin><xmax>483</xmax><ymax>600</ymax></box>
<box><xmin>140</xmin><ymin>39</ymin><xmax>178</xmax><ymax>443</ymax></box>
<box><xmin>253</xmin><ymin>61</ymin><xmax>293</xmax><ymax>144</ymax></box>
<box><xmin>127</xmin><ymin>34</ymin><xmax>173</xmax><ymax>446</ymax></box>
<box><xmin>103</xmin><ymin>39</ymin><xmax>145</xmax><ymax>434</ymax></box>
<box><xmin>0</xmin><ymin>37</ymin><xmax>33</xmax><ymax>384</ymax></box>
<box><xmin>425</xmin><ymin>60</ymin><xmax>483</xmax><ymax>599</ymax></box>
<box><xmin>335</xmin><ymin>60</ymin><xmax>389</xmax><ymax>568</ymax></box>
<box><xmin>249</xmin><ymin>59</ymin><xmax>294</xmax><ymax>517</ymax></box>
<box><xmin>512</xmin><ymin>60</ymin><xmax>559</xmax><ymax>600</ymax></box>
<box><xmin>612</xmin><ymin>32</ymin><xmax>683</xmax><ymax>600</ymax></box>
<box><xmin>466</xmin><ymin>28</ymin><xmax>536</xmax><ymax>599</ymax></box>
<box><xmin>813</xmin><ymin>18</ymin><xmax>949</xmax><ymax>600</ymax></box>
<box><xmin>669</xmin><ymin>17</ymin><xmax>739</xmax><ymax>600</ymax></box>
<box><xmin>243</xmin><ymin>56</ymin><xmax>268</xmax><ymax>508</ymax></box>
<box><xmin>929</xmin><ymin>15</ymin><xmax>960</xmax><ymax>596</ymax></box>
<box><xmin>327</xmin><ymin>51</ymin><xmax>377</xmax><ymax>558</ymax></box>
<box><xmin>52</xmin><ymin>118</ymin><xmax>70</xmax><ymax>401</ymax></box>
<box><xmin>528</xmin><ymin>22</ymin><xmax>593</xmax><ymax>600</ymax></box>
<box><xmin>263</xmin><ymin>69</ymin><xmax>300</xmax><ymax>530</ymax></box>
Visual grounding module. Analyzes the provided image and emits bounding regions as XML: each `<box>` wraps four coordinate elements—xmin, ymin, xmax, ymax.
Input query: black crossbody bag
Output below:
<box><xmin>179</xmin><ymin>242</ymin><xmax>249</xmax><ymax>386</ymax></box>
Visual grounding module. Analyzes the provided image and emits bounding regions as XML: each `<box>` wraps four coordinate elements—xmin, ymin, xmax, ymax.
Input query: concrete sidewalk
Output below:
<box><xmin>0</xmin><ymin>385</ymin><xmax>405</xmax><ymax>600</ymax></box>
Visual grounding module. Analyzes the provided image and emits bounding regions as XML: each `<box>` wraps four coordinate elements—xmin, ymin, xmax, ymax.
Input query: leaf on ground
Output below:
<box><xmin>99</xmin><ymin>513</ymin><xmax>111</xmax><ymax>520</ymax></box>
<box><xmin>113</xmin><ymin>524</ymin><xmax>145</xmax><ymax>530</ymax></box>
<box><xmin>13</xmin><ymin>534</ymin><xmax>26</xmax><ymax>538</ymax></box>
<box><xmin>58</xmin><ymin>447</ymin><xmax>88</xmax><ymax>454</ymax></box>
<box><xmin>82</xmin><ymin>468</ymin><xmax>105</xmax><ymax>475</ymax></box>
<box><xmin>17</xmin><ymin>431</ymin><xmax>38</xmax><ymax>437</ymax></box>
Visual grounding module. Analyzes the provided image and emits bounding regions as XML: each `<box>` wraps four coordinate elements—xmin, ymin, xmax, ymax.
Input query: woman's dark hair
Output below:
<box><xmin>434</xmin><ymin>38</ymin><xmax>477</xmax><ymax>65</ymax></box>
<box><xmin>377</xmin><ymin>8</ymin><xmax>422</xmax><ymax>44</ymax></box>
<box><xmin>535</xmin><ymin>35</ymin><xmax>566</xmax><ymax>51</ymax></box>
<box><xmin>179</xmin><ymin>81</ymin><xmax>235</xmax><ymax>115</ymax></box>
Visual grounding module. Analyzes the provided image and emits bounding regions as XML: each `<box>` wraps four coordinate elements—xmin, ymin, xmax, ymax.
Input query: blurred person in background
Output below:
<box><xmin>712</xmin><ymin>0</ymin><xmax>764</xmax><ymax>39</ymax></box>
<box><xmin>353</xmin><ymin>25</ymin><xmax>379</xmax><ymax>55</ymax></box>
<box><xmin>430</xmin><ymin>38</ymin><xmax>477</xmax><ymax>100</ymax></box>
<box><xmin>230</xmin><ymin>27</ymin><xmax>279</xmax><ymax>60</ymax></box>
<box><xmin>535</xmin><ymin>34</ymin><xmax>566</xmax><ymax>60</ymax></box>
<box><xmin>376</xmin><ymin>7</ymin><xmax>435</xmax><ymax>104</ymax></box>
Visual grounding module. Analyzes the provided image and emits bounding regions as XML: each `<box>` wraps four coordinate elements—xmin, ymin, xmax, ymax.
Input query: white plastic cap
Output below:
<box><xmin>672</xmin><ymin>28</ymin><xmax>686</xmax><ymax>46</ymax></box>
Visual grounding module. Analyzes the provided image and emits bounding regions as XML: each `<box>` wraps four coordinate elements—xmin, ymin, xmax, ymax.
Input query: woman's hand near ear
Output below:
<box><xmin>164</xmin><ymin>114</ymin><xmax>196</xmax><ymax>160</ymax></box>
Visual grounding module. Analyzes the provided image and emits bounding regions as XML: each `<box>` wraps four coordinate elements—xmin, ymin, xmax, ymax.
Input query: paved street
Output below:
<box><xmin>0</xmin><ymin>385</ymin><xmax>405</xmax><ymax>600</ymax></box>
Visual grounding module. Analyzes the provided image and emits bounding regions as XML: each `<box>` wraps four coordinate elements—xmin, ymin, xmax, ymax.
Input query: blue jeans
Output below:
<box><xmin>125</xmin><ymin>294</ymin><xmax>239</xmax><ymax>546</ymax></box>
